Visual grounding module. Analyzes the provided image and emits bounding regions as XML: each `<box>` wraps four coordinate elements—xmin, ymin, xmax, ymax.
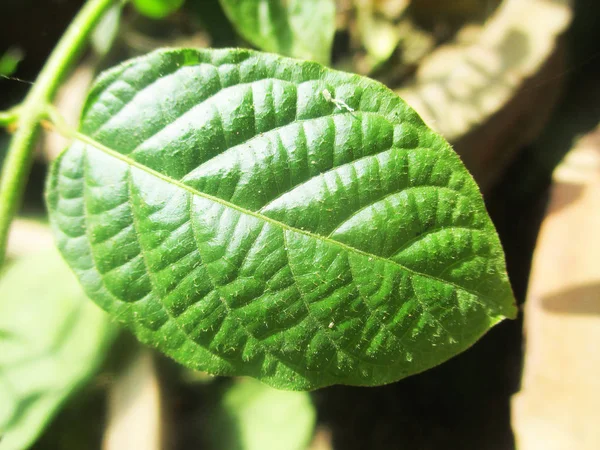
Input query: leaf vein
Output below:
<box><xmin>72</xmin><ymin>131</ymin><xmax>484</xmax><ymax>300</ymax></box>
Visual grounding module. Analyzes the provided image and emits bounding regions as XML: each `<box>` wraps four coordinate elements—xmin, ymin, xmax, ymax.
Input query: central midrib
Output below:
<box><xmin>68</xmin><ymin>127</ymin><xmax>485</xmax><ymax>300</ymax></box>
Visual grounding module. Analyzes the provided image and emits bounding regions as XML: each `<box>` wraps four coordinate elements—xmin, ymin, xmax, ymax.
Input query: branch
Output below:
<box><xmin>0</xmin><ymin>0</ymin><xmax>116</xmax><ymax>266</ymax></box>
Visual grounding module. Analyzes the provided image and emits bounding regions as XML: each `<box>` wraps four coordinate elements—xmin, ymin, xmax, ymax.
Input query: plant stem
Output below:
<box><xmin>0</xmin><ymin>0</ymin><xmax>116</xmax><ymax>266</ymax></box>
<box><xmin>0</xmin><ymin>106</ymin><xmax>21</xmax><ymax>127</ymax></box>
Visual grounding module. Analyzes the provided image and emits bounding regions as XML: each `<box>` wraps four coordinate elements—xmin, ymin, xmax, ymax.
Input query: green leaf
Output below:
<box><xmin>219</xmin><ymin>0</ymin><xmax>335</xmax><ymax>64</ymax></box>
<box><xmin>91</xmin><ymin>3</ymin><xmax>122</xmax><ymax>56</ymax></box>
<box><xmin>132</xmin><ymin>0</ymin><xmax>184</xmax><ymax>19</ymax></box>
<box><xmin>210</xmin><ymin>379</ymin><xmax>316</xmax><ymax>450</ymax></box>
<box><xmin>0</xmin><ymin>48</ymin><xmax>23</xmax><ymax>77</ymax></box>
<box><xmin>46</xmin><ymin>48</ymin><xmax>516</xmax><ymax>390</ymax></box>
<box><xmin>0</xmin><ymin>249</ymin><xmax>116</xmax><ymax>450</ymax></box>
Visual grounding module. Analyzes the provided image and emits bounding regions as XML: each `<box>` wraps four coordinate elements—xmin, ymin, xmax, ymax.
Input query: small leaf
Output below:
<box><xmin>46</xmin><ymin>48</ymin><xmax>516</xmax><ymax>390</ymax></box>
<box><xmin>0</xmin><ymin>249</ymin><xmax>116</xmax><ymax>450</ymax></box>
<box><xmin>210</xmin><ymin>379</ymin><xmax>316</xmax><ymax>450</ymax></box>
<box><xmin>132</xmin><ymin>0</ymin><xmax>185</xmax><ymax>19</ymax></box>
<box><xmin>0</xmin><ymin>48</ymin><xmax>23</xmax><ymax>77</ymax></box>
<box><xmin>91</xmin><ymin>3</ymin><xmax>122</xmax><ymax>56</ymax></box>
<box><xmin>187</xmin><ymin>0</ymin><xmax>239</xmax><ymax>47</ymax></box>
<box><xmin>219</xmin><ymin>0</ymin><xmax>335</xmax><ymax>64</ymax></box>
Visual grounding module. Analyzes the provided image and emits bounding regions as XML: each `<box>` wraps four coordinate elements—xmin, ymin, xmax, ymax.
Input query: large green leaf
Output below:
<box><xmin>0</xmin><ymin>249</ymin><xmax>115</xmax><ymax>450</ymax></box>
<box><xmin>218</xmin><ymin>0</ymin><xmax>335</xmax><ymax>64</ymax></box>
<box><xmin>210</xmin><ymin>379</ymin><xmax>315</xmax><ymax>450</ymax></box>
<box><xmin>46</xmin><ymin>48</ymin><xmax>516</xmax><ymax>390</ymax></box>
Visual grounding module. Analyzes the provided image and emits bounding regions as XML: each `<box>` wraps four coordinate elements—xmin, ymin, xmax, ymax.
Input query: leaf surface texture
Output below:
<box><xmin>46</xmin><ymin>48</ymin><xmax>516</xmax><ymax>390</ymax></box>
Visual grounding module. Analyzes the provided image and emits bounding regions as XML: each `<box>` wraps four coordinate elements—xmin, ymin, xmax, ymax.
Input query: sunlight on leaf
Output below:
<box><xmin>219</xmin><ymin>0</ymin><xmax>335</xmax><ymax>64</ymax></box>
<box><xmin>46</xmin><ymin>48</ymin><xmax>516</xmax><ymax>390</ymax></box>
<box><xmin>210</xmin><ymin>379</ymin><xmax>316</xmax><ymax>450</ymax></box>
<box><xmin>0</xmin><ymin>249</ymin><xmax>116</xmax><ymax>450</ymax></box>
<box><xmin>132</xmin><ymin>0</ymin><xmax>184</xmax><ymax>19</ymax></box>
<box><xmin>91</xmin><ymin>3</ymin><xmax>122</xmax><ymax>56</ymax></box>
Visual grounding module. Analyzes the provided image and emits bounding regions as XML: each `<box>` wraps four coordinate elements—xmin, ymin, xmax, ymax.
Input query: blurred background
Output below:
<box><xmin>1</xmin><ymin>0</ymin><xmax>599</xmax><ymax>449</ymax></box>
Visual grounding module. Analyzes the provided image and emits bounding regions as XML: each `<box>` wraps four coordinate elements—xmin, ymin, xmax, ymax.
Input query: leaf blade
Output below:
<box><xmin>210</xmin><ymin>379</ymin><xmax>316</xmax><ymax>450</ymax></box>
<box><xmin>218</xmin><ymin>0</ymin><xmax>335</xmax><ymax>64</ymax></box>
<box><xmin>46</xmin><ymin>48</ymin><xmax>516</xmax><ymax>390</ymax></box>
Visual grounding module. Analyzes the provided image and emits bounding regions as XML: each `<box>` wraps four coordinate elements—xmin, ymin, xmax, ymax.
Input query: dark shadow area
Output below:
<box><xmin>30</xmin><ymin>381</ymin><xmax>106</xmax><ymax>450</ymax></box>
<box><xmin>0</xmin><ymin>0</ymin><xmax>84</xmax><ymax>108</ymax></box>
<box><xmin>410</xmin><ymin>0</ymin><xmax>504</xmax><ymax>38</ymax></box>
<box><xmin>486</xmin><ymin>0</ymin><xmax>600</xmax><ymax>304</ymax></box>
<box><xmin>542</xmin><ymin>283</ymin><xmax>600</xmax><ymax>316</ymax></box>
<box><xmin>0</xmin><ymin>0</ymin><xmax>85</xmax><ymax>215</ymax></box>
<box><xmin>315</xmin><ymin>318</ymin><xmax>522</xmax><ymax>450</ymax></box>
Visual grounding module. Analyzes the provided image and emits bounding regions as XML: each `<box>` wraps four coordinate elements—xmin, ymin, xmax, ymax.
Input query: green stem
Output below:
<box><xmin>0</xmin><ymin>0</ymin><xmax>116</xmax><ymax>266</ymax></box>
<box><xmin>0</xmin><ymin>106</ymin><xmax>21</xmax><ymax>127</ymax></box>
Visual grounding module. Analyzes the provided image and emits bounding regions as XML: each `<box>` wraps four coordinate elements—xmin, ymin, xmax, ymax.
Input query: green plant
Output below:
<box><xmin>0</xmin><ymin>0</ymin><xmax>516</xmax><ymax>448</ymax></box>
<box><xmin>0</xmin><ymin>249</ymin><xmax>115</xmax><ymax>450</ymax></box>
